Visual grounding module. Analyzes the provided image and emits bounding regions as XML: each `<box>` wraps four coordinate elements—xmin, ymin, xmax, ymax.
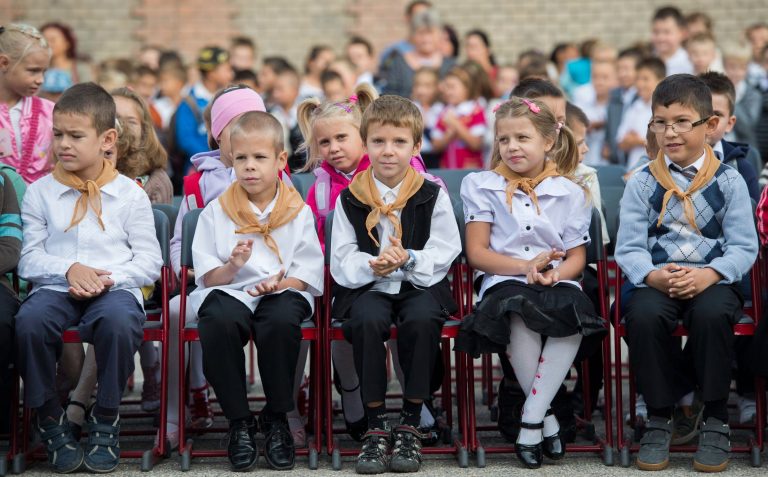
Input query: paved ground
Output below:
<box><xmin>5</xmin><ymin>351</ymin><xmax>766</xmax><ymax>476</ymax></box>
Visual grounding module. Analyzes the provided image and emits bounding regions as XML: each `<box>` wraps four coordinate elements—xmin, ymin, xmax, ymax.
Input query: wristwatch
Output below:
<box><xmin>401</xmin><ymin>249</ymin><xmax>417</xmax><ymax>272</ymax></box>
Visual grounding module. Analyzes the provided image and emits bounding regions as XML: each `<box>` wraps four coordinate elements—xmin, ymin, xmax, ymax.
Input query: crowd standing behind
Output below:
<box><xmin>3</xmin><ymin>0</ymin><xmax>768</xmax><ymax>474</ymax></box>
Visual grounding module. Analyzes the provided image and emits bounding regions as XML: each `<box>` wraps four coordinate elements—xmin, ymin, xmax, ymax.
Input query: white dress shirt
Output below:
<box><xmin>616</xmin><ymin>98</ymin><xmax>653</xmax><ymax>170</ymax></box>
<box><xmin>330</xmin><ymin>176</ymin><xmax>461</xmax><ymax>294</ymax></box>
<box><xmin>461</xmin><ymin>171</ymin><xmax>592</xmax><ymax>299</ymax></box>
<box><xmin>189</xmin><ymin>190</ymin><xmax>324</xmax><ymax>315</ymax></box>
<box><xmin>663</xmin><ymin>48</ymin><xmax>694</xmax><ymax>76</ymax></box>
<box><xmin>19</xmin><ymin>174</ymin><xmax>163</xmax><ymax>305</ymax></box>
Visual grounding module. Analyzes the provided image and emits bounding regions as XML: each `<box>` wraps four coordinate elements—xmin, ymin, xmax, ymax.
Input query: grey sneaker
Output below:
<box><xmin>672</xmin><ymin>400</ymin><xmax>704</xmax><ymax>445</ymax></box>
<box><xmin>355</xmin><ymin>429</ymin><xmax>390</xmax><ymax>474</ymax></box>
<box><xmin>693</xmin><ymin>418</ymin><xmax>731</xmax><ymax>473</ymax></box>
<box><xmin>83</xmin><ymin>412</ymin><xmax>121</xmax><ymax>473</ymax></box>
<box><xmin>636</xmin><ymin>416</ymin><xmax>672</xmax><ymax>471</ymax></box>
<box><xmin>390</xmin><ymin>425</ymin><xmax>424</xmax><ymax>473</ymax></box>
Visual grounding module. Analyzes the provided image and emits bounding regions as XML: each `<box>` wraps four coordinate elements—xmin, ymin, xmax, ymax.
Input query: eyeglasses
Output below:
<box><xmin>648</xmin><ymin>116</ymin><xmax>711</xmax><ymax>134</ymax></box>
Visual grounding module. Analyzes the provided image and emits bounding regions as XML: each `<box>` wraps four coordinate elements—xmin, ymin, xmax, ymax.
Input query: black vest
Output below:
<box><xmin>331</xmin><ymin>180</ymin><xmax>458</xmax><ymax>319</ymax></box>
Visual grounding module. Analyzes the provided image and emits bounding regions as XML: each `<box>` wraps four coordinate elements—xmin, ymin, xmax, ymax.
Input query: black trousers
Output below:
<box><xmin>625</xmin><ymin>284</ymin><xmax>742</xmax><ymax>408</ymax></box>
<box><xmin>0</xmin><ymin>285</ymin><xmax>19</xmax><ymax>432</ymax></box>
<box><xmin>342</xmin><ymin>286</ymin><xmax>445</xmax><ymax>404</ymax></box>
<box><xmin>197</xmin><ymin>290</ymin><xmax>310</xmax><ymax>421</ymax></box>
<box><xmin>15</xmin><ymin>289</ymin><xmax>145</xmax><ymax>409</ymax></box>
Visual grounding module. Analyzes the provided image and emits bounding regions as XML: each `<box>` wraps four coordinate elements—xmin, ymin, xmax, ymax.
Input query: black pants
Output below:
<box><xmin>197</xmin><ymin>290</ymin><xmax>309</xmax><ymax>421</ymax></box>
<box><xmin>625</xmin><ymin>284</ymin><xmax>742</xmax><ymax>408</ymax></box>
<box><xmin>0</xmin><ymin>285</ymin><xmax>19</xmax><ymax>432</ymax></box>
<box><xmin>342</xmin><ymin>286</ymin><xmax>445</xmax><ymax>404</ymax></box>
<box><xmin>15</xmin><ymin>289</ymin><xmax>145</xmax><ymax>409</ymax></box>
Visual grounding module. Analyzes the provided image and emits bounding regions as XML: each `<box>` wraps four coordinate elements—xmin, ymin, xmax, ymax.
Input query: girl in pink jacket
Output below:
<box><xmin>0</xmin><ymin>24</ymin><xmax>54</xmax><ymax>184</ymax></box>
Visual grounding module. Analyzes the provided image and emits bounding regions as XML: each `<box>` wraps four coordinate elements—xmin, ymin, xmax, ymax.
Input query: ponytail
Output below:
<box><xmin>549</xmin><ymin>124</ymin><xmax>579</xmax><ymax>177</ymax></box>
<box><xmin>297</xmin><ymin>98</ymin><xmax>322</xmax><ymax>171</ymax></box>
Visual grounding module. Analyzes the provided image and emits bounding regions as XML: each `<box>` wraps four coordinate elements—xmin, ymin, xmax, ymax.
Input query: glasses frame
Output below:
<box><xmin>647</xmin><ymin>116</ymin><xmax>711</xmax><ymax>134</ymax></box>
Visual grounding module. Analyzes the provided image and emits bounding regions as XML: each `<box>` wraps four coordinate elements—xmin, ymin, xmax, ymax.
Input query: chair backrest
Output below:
<box><xmin>595</xmin><ymin>164</ymin><xmax>626</xmax><ymax>188</ymax></box>
<box><xmin>180</xmin><ymin>208</ymin><xmax>203</xmax><ymax>268</ymax></box>
<box><xmin>430</xmin><ymin>168</ymin><xmax>479</xmax><ymax>204</ymax></box>
<box><xmin>152</xmin><ymin>208</ymin><xmax>171</xmax><ymax>266</ymax></box>
<box><xmin>291</xmin><ymin>172</ymin><xmax>316</xmax><ymax>199</ymax></box>
<box><xmin>586</xmin><ymin>207</ymin><xmax>605</xmax><ymax>264</ymax></box>
<box><xmin>172</xmin><ymin>195</ymin><xmax>184</xmax><ymax>207</ymax></box>
<box><xmin>324</xmin><ymin>210</ymin><xmax>334</xmax><ymax>266</ymax></box>
<box><xmin>153</xmin><ymin>203</ymin><xmax>180</xmax><ymax>231</ymax></box>
<box><xmin>601</xmin><ymin>185</ymin><xmax>624</xmax><ymax>245</ymax></box>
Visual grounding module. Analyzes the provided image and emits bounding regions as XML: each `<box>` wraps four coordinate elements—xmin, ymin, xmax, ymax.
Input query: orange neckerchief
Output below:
<box><xmin>219</xmin><ymin>180</ymin><xmax>304</xmax><ymax>264</ymax></box>
<box><xmin>493</xmin><ymin>160</ymin><xmax>560</xmax><ymax>214</ymax></box>
<box><xmin>52</xmin><ymin>159</ymin><xmax>119</xmax><ymax>231</ymax></box>
<box><xmin>348</xmin><ymin>167</ymin><xmax>424</xmax><ymax>247</ymax></box>
<box><xmin>648</xmin><ymin>145</ymin><xmax>719</xmax><ymax>235</ymax></box>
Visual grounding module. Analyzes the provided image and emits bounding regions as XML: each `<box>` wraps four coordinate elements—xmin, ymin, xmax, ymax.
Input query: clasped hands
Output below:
<box><xmin>645</xmin><ymin>264</ymin><xmax>720</xmax><ymax>299</ymax></box>
<box><xmin>228</xmin><ymin>239</ymin><xmax>287</xmax><ymax>297</ymax></box>
<box><xmin>369</xmin><ymin>236</ymin><xmax>409</xmax><ymax>277</ymax></box>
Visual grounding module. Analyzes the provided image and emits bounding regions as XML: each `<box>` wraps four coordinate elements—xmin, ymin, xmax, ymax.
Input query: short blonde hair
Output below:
<box><xmin>360</xmin><ymin>95</ymin><xmax>423</xmax><ymax>146</ymax></box>
<box><xmin>0</xmin><ymin>24</ymin><xmax>50</xmax><ymax>64</ymax></box>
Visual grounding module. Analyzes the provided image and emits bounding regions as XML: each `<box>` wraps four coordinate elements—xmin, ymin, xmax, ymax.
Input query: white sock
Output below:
<box><xmin>508</xmin><ymin>314</ymin><xmax>581</xmax><ymax>445</ymax></box>
<box><xmin>420</xmin><ymin>404</ymin><xmax>435</xmax><ymax>428</ymax></box>
<box><xmin>678</xmin><ymin>391</ymin><xmax>694</xmax><ymax>407</ymax></box>
<box><xmin>332</xmin><ymin>340</ymin><xmax>365</xmax><ymax>423</ymax></box>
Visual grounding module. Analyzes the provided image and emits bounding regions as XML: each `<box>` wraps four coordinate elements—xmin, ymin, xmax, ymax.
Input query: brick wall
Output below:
<box><xmin>9</xmin><ymin>0</ymin><xmax>766</xmax><ymax>71</ymax></box>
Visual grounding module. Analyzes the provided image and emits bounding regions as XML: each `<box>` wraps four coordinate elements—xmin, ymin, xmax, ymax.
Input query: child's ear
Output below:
<box><xmin>101</xmin><ymin>128</ymin><xmax>118</xmax><ymax>153</ymax></box>
<box><xmin>411</xmin><ymin>140</ymin><xmax>422</xmax><ymax>157</ymax></box>
<box><xmin>704</xmin><ymin>115</ymin><xmax>720</xmax><ymax>135</ymax></box>
<box><xmin>0</xmin><ymin>54</ymin><xmax>9</xmax><ymax>72</ymax></box>
<box><xmin>543</xmin><ymin>135</ymin><xmax>556</xmax><ymax>153</ymax></box>
<box><xmin>725</xmin><ymin>115</ymin><xmax>737</xmax><ymax>133</ymax></box>
<box><xmin>277</xmin><ymin>150</ymin><xmax>288</xmax><ymax>170</ymax></box>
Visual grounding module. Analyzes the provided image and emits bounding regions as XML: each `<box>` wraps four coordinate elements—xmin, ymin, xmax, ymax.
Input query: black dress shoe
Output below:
<box><xmin>227</xmin><ymin>419</ymin><xmax>258</xmax><ymax>472</ymax></box>
<box><xmin>515</xmin><ymin>421</ymin><xmax>543</xmax><ymax>469</ymax></box>
<box><xmin>262</xmin><ymin>415</ymin><xmax>295</xmax><ymax>470</ymax></box>
<box><xmin>543</xmin><ymin>410</ymin><xmax>565</xmax><ymax>460</ymax></box>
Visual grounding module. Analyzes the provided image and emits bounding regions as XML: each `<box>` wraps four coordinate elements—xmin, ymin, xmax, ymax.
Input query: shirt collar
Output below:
<box><xmin>51</xmin><ymin>173</ymin><xmax>123</xmax><ymax>198</ymax></box>
<box><xmin>664</xmin><ymin>150</ymin><xmax>707</xmax><ymax>171</ymax></box>
<box><xmin>373</xmin><ymin>175</ymin><xmax>403</xmax><ymax>203</ymax></box>
<box><xmin>192</xmin><ymin>82</ymin><xmax>213</xmax><ymax>101</ymax></box>
<box><xmin>250</xmin><ymin>186</ymin><xmax>280</xmax><ymax>217</ymax></box>
<box><xmin>713</xmin><ymin>140</ymin><xmax>724</xmax><ymax>160</ymax></box>
<box><xmin>476</xmin><ymin>169</ymin><xmax>570</xmax><ymax>197</ymax></box>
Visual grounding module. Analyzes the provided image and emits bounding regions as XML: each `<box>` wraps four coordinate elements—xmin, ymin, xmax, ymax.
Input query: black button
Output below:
<box><xmin>470</xmin><ymin>215</ymin><xmax>475</xmax><ymax>220</ymax></box>
<box><xmin>526</xmin><ymin>226</ymin><xmax>531</xmax><ymax>231</ymax></box>
<box><xmin>525</xmin><ymin>203</ymin><xmax>530</xmax><ymax>207</ymax></box>
<box><xmin>583</xmin><ymin>236</ymin><xmax>588</xmax><ymax>240</ymax></box>
<box><xmin>524</xmin><ymin>246</ymin><xmax>530</xmax><ymax>251</ymax></box>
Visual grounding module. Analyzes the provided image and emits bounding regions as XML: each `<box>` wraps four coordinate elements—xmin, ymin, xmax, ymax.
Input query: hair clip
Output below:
<box><xmin>348</xmin><ymin>94</ymin><xmax>358</xmax><ymax>104</ymax></box>
<box><xmin>334</xmin><ymin>101</ymin><xmax>354</xmax><ymax>114</ymax></box>
<box><xmin>492</xmin><ymin>101</ymin><xmax>505</xmax><ymax>113</ymax></box>
<box><xmin>555</xmin><ymin>121</ymin><xmax>563</xmax><ymax>134</ymax></box>
<box><xmin>521</xmin><ymin>98</ymin><xmax>540</xmax><ymax>114</ymax></box>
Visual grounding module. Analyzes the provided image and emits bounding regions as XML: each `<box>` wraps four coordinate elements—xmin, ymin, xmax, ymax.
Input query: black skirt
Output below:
<box><xmin>455</xmin><ymin>280</ymin><xmax>607</xmax><ymax>358</ymax></box>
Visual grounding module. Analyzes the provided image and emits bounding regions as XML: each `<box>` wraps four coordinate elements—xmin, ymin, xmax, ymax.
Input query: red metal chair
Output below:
<box><xmin>321</xmin><ymin>210</ymin><xmax>471</xmax><ymax>469</ymax></box>
<box><xmin>612</xmin><ymin>253</ymin><xmax>765</xmax><ymax>467</ymax></box>
<box><xmin>13</xmin><ymin>207</ymin><xmax>172</xmax><ymax>473</ymax></box>
<box><xmin>464</xmin><ymin>207</ymin><xmax>615</xmax><ymax>467</ymax></box>
<box><xmin>176</xmin><ymin>207</ymin><xmax>323</xmax><ymax>470</ymax></box>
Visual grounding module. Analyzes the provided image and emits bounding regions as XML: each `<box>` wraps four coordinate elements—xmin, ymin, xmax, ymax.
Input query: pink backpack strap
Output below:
<box><xmin>410</xmin><ymin>154</ymin><xmax>447</xmax><ymax>192</ymax></box>
<box><xmin>313</xmin><ymin>166</ymin><xmax>333</xmax><ymax>218</ymax></box>
<box><xmin>183</xmin><ymin>171</ymin><xmax>204</xmax><ymax>210</ymax></box>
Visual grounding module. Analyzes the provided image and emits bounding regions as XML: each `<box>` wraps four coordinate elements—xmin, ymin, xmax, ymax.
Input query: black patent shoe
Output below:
<box><xmin>227</xmin><ymin>419</ymin><xmax>259</xmax><ymax>472</ymax></box>
<box><xmin>515</xmin><ymin>421</ymin><xmax>543</xmax><ymax>469</ymax></box>
<box><xmin>543</xmin><ymin>409</ymin><xmax>565</xmax><ymax>460</ymax></box>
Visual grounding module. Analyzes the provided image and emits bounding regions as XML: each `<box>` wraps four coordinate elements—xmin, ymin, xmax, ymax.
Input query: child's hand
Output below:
<box><xmin>527</xmin><ymin>266</ymin><xmax>560</xmax><ymax>287</ymax></box>
<box><xmin>379</xmin><ymin>236</ymin><xmax>409</xmax><ymax>268</ymax></box>
<box><xmin>247</xmin><ymin>269</ymin><xmax>286</xmax><ymax>297</ymax></box>
<box><xmin>644</xmin><ymin>264</ymin><xmax>688</xmax><ymax>294</ymax></box>
<box><xmin>369</xmin><ymin>257</ymin><xmax>399</xmax><ymax>277</ymax></box>
<box><xmin>619</xmin><ymin>131</ymin><xmax>644</xmax><ymax>151</ymax></box>
<box><xmin>228</xmin><ymin>240</ymin><xmax>254</xmax><ymax>269</ymax></box>
<box><xmin>668</xmin><ymin>267</ymin><xmax>721</xmax><ymax>300</ymax></box>
<box><xmin>527</xmin><ymin>249</ymin><xmax>565</xmax><ymax>273</ymax></box>
<box><xmin>66</xmin><ymin>263</ymin><xmax>111</xmax><ymax>295</ymax></box>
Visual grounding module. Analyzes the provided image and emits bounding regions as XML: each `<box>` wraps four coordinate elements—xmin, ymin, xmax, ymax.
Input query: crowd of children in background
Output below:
<box><xmin>4</xmin><ymin>0</ymin><xmax>768</xmax><ymax>474</ymax></box>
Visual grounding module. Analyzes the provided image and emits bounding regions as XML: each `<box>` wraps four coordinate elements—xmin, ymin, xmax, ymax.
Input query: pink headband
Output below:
<box><xmin>211</xmin><ymin>88</ymin><xmax>266</xmax><ymax>141</ymax></box>
<box><xmin>492</xmin><ymin>97</ymin><xmax>542</xmax><ymax>114</ymax></box>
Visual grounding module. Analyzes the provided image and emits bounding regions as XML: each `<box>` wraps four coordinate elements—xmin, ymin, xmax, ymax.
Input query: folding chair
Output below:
<box><xmin>322</xmin><ymin>210</ymin><xmax>471</xmax><ymax>470</ymax></box>
<box><xmin>1</xmin><ymin>350</ymin><xmax>20</xmax><ymax>477</ymax></box>
<box><xmin>595</xmin><ymin>165</ymin><xmax>626</xmax><ymax>189</ymax></box>
<box><xmin>465</xmin><ymin>208</ymin><xmax>615</xmax><ymax>467</ymax></box>
<box><xmin>430</xmin><ymin>168</ymin><xmax>482</xmax><ymax>205</ymax></box>
<box><xmin>289</xmin><ymin>172</ymin><xmax>316</xmax><ymax>200</ymax></box>
<box><xmin>176</xmin><ymin>208</ymin><xmax>323</xmax><ymax>471</ymax></box>
<box><xmin>14</xmin><ymin>208</ymin><xmax>171</xmax><ymax>473</ymax></box>
<box><xmin>612</xmin><ymin>230</ymin><xmax>765</xmax><ymax>467</ymax></box>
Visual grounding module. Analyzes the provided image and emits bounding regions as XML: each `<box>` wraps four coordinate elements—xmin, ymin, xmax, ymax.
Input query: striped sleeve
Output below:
<box><xmin>0</xmin><ymin>171</ymin><xmax>22</xmax><ymax>274</ymax></box>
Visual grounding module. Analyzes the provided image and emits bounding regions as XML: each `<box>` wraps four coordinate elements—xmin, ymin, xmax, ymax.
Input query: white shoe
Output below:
<box><xmin>738</xmin><ymin>396</ymin><xmax>756</xmax><ymax>424</ymax></box>
<box><xmin>635</xmin><ymin>394</ymin><xmax>648</xmax><ymax>420</ymax></box>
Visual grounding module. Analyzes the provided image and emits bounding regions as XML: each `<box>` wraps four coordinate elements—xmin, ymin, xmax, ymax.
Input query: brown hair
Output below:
<box><xmin>111</xmin><ymin>87</ymin><xmax>168</xmax><ymax>178</ymax></box>
<box><xmin>360</xmin><ymin>95</ymin><xmax>423</xmax><ymax>146</ymax></box>
<box><xmin>296</xmin><ymin>82</ymin><xmax>377</xmax><ymax>171</ymax></box>
<box><xmin>444</xmin><ymin>66</ymin><xmax>475</xmax><ymax>100</ymax></box>
<box><xmin>490</xmin><ymin>97</ymin><xmax>579</xmax><ymax>177</ymax></box>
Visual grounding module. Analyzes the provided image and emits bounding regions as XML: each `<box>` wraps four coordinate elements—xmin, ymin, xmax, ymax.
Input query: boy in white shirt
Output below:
<box><xmin>15</xmin><ymin>82</ymin><xmax>162</xmax><ymax>474</ymax></box>
<box><xmin>190</xmin><ymin>111</ymin><xmax>323</xmax><ymax>472</ymax></box>
<box><xmin>651</xmin><ymin>6</ymin><xmax>693</xmax><ymax>76</ymax></box>
<box><xmin>330</xmin><ymin>95</ymin><xmax>461</xmax><ymax>474</ymax></box>
<box><xmin>617</xmin><ymin>58</ymin><xmax>666</xmax><ymax>170</ymax></box>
